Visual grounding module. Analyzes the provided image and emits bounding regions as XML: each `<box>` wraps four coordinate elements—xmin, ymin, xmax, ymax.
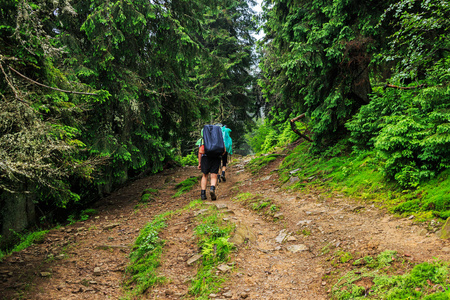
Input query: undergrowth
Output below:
<box><xmin>330</xmin><ymin>250</ymin><xmax>450</xmax><ymax>299</ymax></box>
<box><xmin>0</xmin><ymin>230</ymin><xmax>48</xmax><ymax>261</ymax></box>
<box><xmin>173</xmin><ymin>176</ymin><xmax>200</xmax><ymax>198</ymax></box>
<box><xmin>245</xmin><ymin>153</ymin><xmax>281</xmax><ymax>174</ymax></box>
<box><xmin>123</xmin><ymin>211</ymin><xmax>171</xmax><ymax>298</ymax></box>
<box><xmin>189</xmin><ymin>206</ymin><xmax>235</xmax><ymax>299</ymax></box>
<box><xmin>232</xmin><ymin>192</ymin><xmax>282</xmax><ymax>219</ymax></box>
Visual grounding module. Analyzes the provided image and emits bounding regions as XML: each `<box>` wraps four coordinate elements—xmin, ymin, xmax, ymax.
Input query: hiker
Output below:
<box><xmin>197</xmin><ymin>125</ymin><xmax>225</xmax><ymax>200</ymax></box>
<box><xmin>218</xmin><ymin>125</ymin><xmax>232</xmax><ymax>183</ymax></box>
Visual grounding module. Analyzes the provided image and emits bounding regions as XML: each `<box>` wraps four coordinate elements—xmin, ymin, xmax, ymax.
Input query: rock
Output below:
<box><xmin>93</xmin><ymin>267</ymin><xmax>101</xmax><ymax>276</ymax></box>
<box><xmin>217</xmin><ymin>264</ymin><xmax>232</xmax><ymax>273</ymax></box>
<box><xmin>223</xmin><ymin>291</ymin><xmax>233</xmax><ymax>298</ymax></box>
<box><xmin>240</xmin><ymin>291</ymin><xmax>250</xmax><ymax>299</ymax></box>
<box><xmin>275</xmin><ymin>229</ymin><xmax>288</xmax><ymax>243</ymax></box>
<box><xmin>103</xmin><ymin>223</ymin><xmax>120</xmax><ymax>230</ymax></box>
<box><xmin>440</xmin><ymin>218</ymin><xmax>450</xmax><ymax>239</ymax></box>
<box><xmin>187</xmin><ymin>254</ymin><xmax>202</xmax><ymax>266</ymax></box>
<box><xmin>290</xmin><ymin>177</ymin><xmax>300</xmax><ymax>183</ymax></box>
<box><xmin>228</xmin><ymin>225</ymin><xmax>257</xmax><ymax>245</ymax></box>
<box><xmin>287</xmin><ymin>244</ymin><xmax>308</xmax><ymax>253</ymax></box>
<box><xmin>209</xmin><ymin>294</ymin><xmax>219</xmax><ymax>298</ymax></box>
<box><xmin>290</xmin><ymin>168</ymin><xmax>301</xmax><ymax>174</ymax></box>
<box><xmin>418</xmin><ymin>228</ymin><xmax>428</xmax><ymax>236</ymax></box>
<box><xmin>297</xmin><ymin>220</ymin><xmax>312</xmax><ymax>226</ymax></box>
<box><xmin>274</xmin><ymin>213</ymin><xmax>284</xmax><ymax>219</ymax></box>
<box><xmin>287</xmin><ymin>236</ymin><xmax>297</xmax><ymax>242</ymax></box>
<box><xmin>215</xmin><ymin>204</ymin><xmax>228</xmax><ymax>209</ymax></box>
<box><xmin>194</xmin><ymin>209</ymin><xmax>208</xmax><ymax>216</ymax></box>
<box><xmin>40</xmin><ymin>272</ymin><xmax>52</xmax><ymax>277</ymax></box>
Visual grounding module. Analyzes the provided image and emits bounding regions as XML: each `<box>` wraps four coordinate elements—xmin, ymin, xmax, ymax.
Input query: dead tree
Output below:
<box><xmin>290</xmin><ymin>113</ymin><xmax>312</xmax><ymax>142</ymax></box>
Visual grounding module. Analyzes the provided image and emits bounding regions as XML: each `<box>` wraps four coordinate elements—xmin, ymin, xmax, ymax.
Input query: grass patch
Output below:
<box><xmin>67</xmin><ymin>208</ymin><xmax>98</xmax><ymax>225</ymax></box>
<box><xmin>189</xmin><ymin>207</ymin><xmax>235</xmax><ymax>299</ymax></box>
<box><xmin>245</xmin><ymin>153</ymin><xmax>281</xmax><ymax>174</ymax></box>
<box><xmin>123</xmin><ymin>211</ymin><xmax>172</xmax><ymax>298</ymax></box>
<box><xmin>140</xmin><ymin>188</ymin><xmax>159</xmax><ymax>203</ymax></box>
<box><xmin>173</xmin><ymin>176</ymin><xmax>200</xmax><ymax>198</ymax></box>
<box><xmin>0</xmin><ymin>230</ymin><xmax>49</xmax><ymax>261</ymax></box>
<box><xmin>331</xmin><ymin>251</ymin><xmax>450</xmax><ymax>299</ymax></box>
<box><xmin>232</xmin><ymin>192</ymin><xmax>281</xmax><ymax>219</ymax></box>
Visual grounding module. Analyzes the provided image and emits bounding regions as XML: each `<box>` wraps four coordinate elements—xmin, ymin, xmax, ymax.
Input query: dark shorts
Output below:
<box><xmin>221</xmin><ymin>152</ymin><xmax>228</xmax><ymax>167</ymax></box>
<box><xmin>201</xmin><ymin>155</ymin><xmax>221</xmax><ymax>174</ymax></box>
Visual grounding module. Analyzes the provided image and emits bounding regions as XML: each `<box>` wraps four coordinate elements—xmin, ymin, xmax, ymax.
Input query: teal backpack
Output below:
<box><xmin>221</xmin><ymin>126</ymin><xmax>232</xmax><ymax>155</ymax></box>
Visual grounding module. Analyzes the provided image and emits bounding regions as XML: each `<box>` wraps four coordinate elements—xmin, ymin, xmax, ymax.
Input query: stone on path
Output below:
<box><xmin>287</xmin><ymin>244</ymin><xmax>308</xmax><ymax>253</ymax></box>
<box><xmin>275</xmin><ymin>229</ymin><xmax>288</xmax><ymax>243</ymax></box>
<box><xmin>228</xmin><ymin>224</ymin><xmax>257</xmax><ymax>245</ymax></box>
<box><xmin>187</xmin><ymin>254</ymin><xmax>202</xmax><ymax>266</ymax></box>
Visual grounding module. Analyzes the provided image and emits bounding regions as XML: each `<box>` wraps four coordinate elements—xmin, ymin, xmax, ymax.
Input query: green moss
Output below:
<box><xmin>173</xmin><ymin>176</ymin><xmax>200</xmax><ymax>198</ymax></box>
<box><xmin>245</xmin><ymin>154</ymin><xmax>281</xmax><ymax>174</ymax></box>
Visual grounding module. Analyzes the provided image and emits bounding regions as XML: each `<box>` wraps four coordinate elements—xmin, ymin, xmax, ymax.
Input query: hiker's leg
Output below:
<box><xmin>200</xmin><ymin>156</ymin><xmax>208</xmax><ymax>200</ymax></box>
<box><xmin>210</xmin><ymin>173</ymin><xmax>217</xmax><ymax>187</ymax></box>
<box><xmin>209</xmin><ymin>157</ymin><xmax>221</xmax><ymax>200</ymax></box>
<box><xmin>201</xmin><ymin>173</ymin><xmax>208</xmax><ymax>190</ymax></box>
<box><xmin>221</xmin><ymin>153</ymin><xmax>227</xmax><ymax>182</ymax></box>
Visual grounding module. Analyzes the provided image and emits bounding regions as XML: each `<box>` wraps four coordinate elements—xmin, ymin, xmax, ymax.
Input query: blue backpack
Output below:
<box><xmin>203</xmin><ymin>125</ymin><xmax>225</xmax><ymax>157</ymax></box>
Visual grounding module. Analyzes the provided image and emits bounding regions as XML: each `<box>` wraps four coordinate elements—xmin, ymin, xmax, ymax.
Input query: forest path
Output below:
<box><xmin>1</xmin><ymin>153</ymin><xmax>450</xmax><ymax>299</ymax></box>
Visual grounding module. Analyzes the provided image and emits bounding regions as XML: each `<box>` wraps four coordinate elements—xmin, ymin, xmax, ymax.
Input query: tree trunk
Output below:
<box><xmin>1</xmin><ymin>184</ymin><xmax>36</xmax><ymax>239</ymax></box>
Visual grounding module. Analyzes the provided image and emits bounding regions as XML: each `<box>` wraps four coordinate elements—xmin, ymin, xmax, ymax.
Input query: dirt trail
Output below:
<box><xmin>1</xmin><ymin>154</ymin><xmax>450</xmax><ymax>299</ymax></box>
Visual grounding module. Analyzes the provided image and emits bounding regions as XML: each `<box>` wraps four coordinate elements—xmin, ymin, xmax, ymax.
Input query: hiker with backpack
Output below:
<box><xmin>197</xmin><ymin>125</ymin><xmax>226</xmax><ymax>200</ymax></box>
<box><xmin>218</xmin><ymin>125</ymin><xmax>232</xmax><ymax>183</ymax></box>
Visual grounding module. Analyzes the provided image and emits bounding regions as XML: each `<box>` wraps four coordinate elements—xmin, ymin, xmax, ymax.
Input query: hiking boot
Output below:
<box><xmin>221</xmin><ymin>174</ymin><xmax>226</xmax><ymax>182</ymax></box>
<box><xmin>210</xmin><ymin>187</ymin><xmax>217</xmax><ymax>201</ymax></box>
<box><xmin>217</xmin><ymin>174</ymin><xmax>221</xmax><ymax>183</ymax></box>
<box><xmin>201</xmin><ymin>190</ymin><xmax>207</xmax><ymax>200</ymax></box>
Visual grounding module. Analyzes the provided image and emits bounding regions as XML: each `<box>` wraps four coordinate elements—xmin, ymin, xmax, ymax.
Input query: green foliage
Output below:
<box><xmin>178</xmin><ymin>150</ymin><xmax>199</xmax><ymax>167</ymax></box>
<box><xmin>259</xmin><ymin>0</ymin><xmax>389</xmax><ymax>150</ymax></box>
<box><xmin>173</xmin><ymin>176</ymin><xmax>200</xmax><ymax>198</ymax></box>
<box><xmin>0</xmin><ymin>230</ymin><xmax>49</xmax><ymax>260</ymax></box>
<box><xmin>246</xmin><ymin>119</ymin><xmax>298</xmax><ymax>153</ymax></box>
<box><xmin>140</xmin><ymin>188</ymin><xmax>158</xmax><ymax>203</ymax></box>
<box><xmin>189</xmin><ymin>209</ymin><xmax>235</xmax><ymax>298</ymax></box>
<box><xmin>125</xmin><ymin>212</ymin><xmax>171</xmax><ymax>296</ymax></box>
<box><xmin>67</xmin><ymin>208</ymin><xmax>98</xmax><ymax>225</ymax></box>
<box><xmin>332</xmin><ymin>252</ymin><xmax>450</xmax><ymax>300</ymax></box>
<box><xmin>245</xmin><ymin>154</ymin><xmax>281</xmax><ymax>174</ymax></box>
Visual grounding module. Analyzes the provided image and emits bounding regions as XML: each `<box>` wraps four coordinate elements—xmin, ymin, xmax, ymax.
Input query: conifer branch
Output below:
<box><xmin>8</xmin><ymin>66</ymin><xmax>99</xmax><ymax>96</ymax></box>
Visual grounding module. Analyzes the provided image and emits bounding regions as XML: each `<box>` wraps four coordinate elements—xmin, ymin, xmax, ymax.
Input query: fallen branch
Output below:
<box><xmin>290</xmin><ymin>113</ymin><xmax>312</xmax><ymax>142</ymax></box>
<box><xmin>8</xmin><ymin>66</ymin><xmax>98</xmax><ymax>96</ymax></box>
<box><xmin>383</xmin><ymin>83</ymin><xmax>427</xmax><ymax>90</ymax></box>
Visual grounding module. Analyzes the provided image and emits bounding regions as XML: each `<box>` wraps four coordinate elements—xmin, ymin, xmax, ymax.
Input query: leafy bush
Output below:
<box><xmin>245</xmin><ymin>119</ymin><xmax>298</xmax><ymax>154</ymax></box>
<box><xmin>178</xmin><ymin>150</ymin><xmax>199</xmax><ymax>167</ymax></box>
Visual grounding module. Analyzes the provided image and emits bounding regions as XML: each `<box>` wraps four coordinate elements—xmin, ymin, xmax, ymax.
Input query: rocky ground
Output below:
<box><xmin>1</xmin><ymin>153</ymin><xmax>450</xmax><ymax>300</ymax></box>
